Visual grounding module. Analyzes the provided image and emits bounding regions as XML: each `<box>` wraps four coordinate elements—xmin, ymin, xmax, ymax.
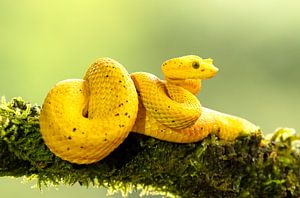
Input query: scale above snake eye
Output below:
<box><xmin>192</xmin><ymin>61</ymin><xmax>200</xmax><ymax>69</ymax></box>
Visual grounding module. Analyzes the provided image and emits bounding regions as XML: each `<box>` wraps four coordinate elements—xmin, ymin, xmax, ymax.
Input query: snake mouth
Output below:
<box><xmin>165</xmin><ymin>73</ymin><xmax>215</xmax><ymax>81</ymax></box>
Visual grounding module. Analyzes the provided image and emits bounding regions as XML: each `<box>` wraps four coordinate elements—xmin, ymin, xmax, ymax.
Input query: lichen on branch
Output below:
<box><xmin>0</xmin><ymin>97</ymin><xmax>299</xmax><ymax>197</ymax></box>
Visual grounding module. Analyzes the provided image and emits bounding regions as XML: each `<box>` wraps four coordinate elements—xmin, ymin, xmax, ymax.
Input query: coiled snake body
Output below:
<box><xmin>40</xmin><ymin>56</ymin><xmax>259</xmax><ymax>164</ymax></box>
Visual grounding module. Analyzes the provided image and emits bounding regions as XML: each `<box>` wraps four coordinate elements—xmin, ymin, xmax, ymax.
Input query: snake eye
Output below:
<box><xmin>192</xmin><ymin>62</ymin><xmax>200</xmax><ymax>69</ymax></box>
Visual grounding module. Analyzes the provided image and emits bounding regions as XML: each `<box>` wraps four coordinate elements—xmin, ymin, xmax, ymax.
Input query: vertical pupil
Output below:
<box><xmin>192</xmin><ymin>62</ymin><xmax>200</xmax><ymax>69</ymax></box>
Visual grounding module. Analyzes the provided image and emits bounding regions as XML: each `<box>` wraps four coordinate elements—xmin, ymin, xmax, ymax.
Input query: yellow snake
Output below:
<box><xmin>40</xmin><ymin>56</ymin><xmax>259</xmax><ymax>164</ymax></box>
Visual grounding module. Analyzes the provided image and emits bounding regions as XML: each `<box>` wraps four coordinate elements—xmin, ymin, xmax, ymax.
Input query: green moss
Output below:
<box><xmin>0</xmin><ymin>97</ymin><xmax>299</xmax><ymax>197</ymax></box>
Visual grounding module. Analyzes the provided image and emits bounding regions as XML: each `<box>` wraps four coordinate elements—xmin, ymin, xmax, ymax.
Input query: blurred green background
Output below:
<box><xmin>0</xmin><ymin>0</ymin><xmax>299</xmax><ymax>197</ymax></box>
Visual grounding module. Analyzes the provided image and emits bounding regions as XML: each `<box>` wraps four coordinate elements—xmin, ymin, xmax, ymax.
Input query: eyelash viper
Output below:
<box><xmin>40</xmin><ymin>55</ymin><xmax>259</xmax><ymax>164</ymax></box>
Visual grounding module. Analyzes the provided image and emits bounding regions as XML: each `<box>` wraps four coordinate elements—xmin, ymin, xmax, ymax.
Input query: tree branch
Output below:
<box><xmin>0</xmin><ymin>97</ymin><xmax>299</xmax><ymax>197</ymax></box>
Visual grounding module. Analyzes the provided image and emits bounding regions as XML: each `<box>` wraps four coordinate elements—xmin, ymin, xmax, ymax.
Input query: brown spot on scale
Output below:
<box><xmin>216</xmin><ymin>128</ymin><xmax>221</xmax><ymax>135</ymax></box>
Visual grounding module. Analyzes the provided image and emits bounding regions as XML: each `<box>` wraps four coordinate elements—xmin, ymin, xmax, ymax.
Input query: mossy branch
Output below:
<box><xmin>0</xmin><ymin>97</ymin><xmax>299</xmax><ymax>197</ymax></box>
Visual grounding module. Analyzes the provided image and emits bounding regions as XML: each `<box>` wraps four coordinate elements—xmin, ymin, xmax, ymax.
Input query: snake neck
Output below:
<box><xmin>165</xmin><ymin>78</ymin><xmax>202</xmax><ymax>95</ymax></box>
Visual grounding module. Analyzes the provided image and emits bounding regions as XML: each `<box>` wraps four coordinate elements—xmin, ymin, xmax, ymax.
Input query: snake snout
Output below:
<box><xmin>199</xmin><ymin>62</ymin><xmax>219</xmax><ymax>80</ymax></box>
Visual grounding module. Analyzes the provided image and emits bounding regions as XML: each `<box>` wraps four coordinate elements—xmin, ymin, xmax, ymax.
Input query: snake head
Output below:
<box><xmin>162</xmin><ymin>55</ymin><xmax>219</xmax><ymax>80</ymax></box>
